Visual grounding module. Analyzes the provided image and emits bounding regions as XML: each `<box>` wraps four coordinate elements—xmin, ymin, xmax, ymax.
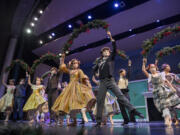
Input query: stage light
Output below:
<box><xmin>65</xmin><ymin>51</ymin><xmax>69</xmax><ymax>54</ymax></box>
<box><xmin>156</xmin><ymin>19</ymin><xmax>160</xmax><ymax>23</ymax></box>
<box><xmin>88</xmin><ymin>15</ymin><xmax>92</xmax><ymax>20</ymax></box>
<box><xmin>59</xmin><ymin>53</ymin><xmax>62</xmax><ymax>56</ymax></box>
<box><xmin>26</xmin><ymin>28</ymin><xmax>32</xmax><ymax>34</ymax></box>
<box><xmin>129</xmin><ymin>29</ymin><xmax>132</xmax><ymax>32</ymax></box>
<box><xmin>48</xmin><ymin>35</ymin><xmax>52</xmax><ymax>39</ymax></box>
<box><xmin>51</xmin><ymin>33</ymin><xmax>55</xmax><ymax>36</ymax></box>
<box><xmin>114</xmin><ymin>2</ymin><xmax>119</xmax><ymax>8</ymax></box>
<box><xmin>34</xmin><ymin>17</ymin><xmax>38</xmax><ymax>21</ymax></box>
<box><xmin>39</xmin><ymin>40</ymin><xmax>43</xmax><ymax>44</ymax></box>
<box><xmin>30</xmin><ymin>22</ymin><xmax>35</xmax><ymax>27</ymax></box>
<box><xmin>68</xmin><ymin>24</ymin><xmax>72</xmax><ymax>29</ymax></box>
<box><xmin>39</xmin><ymin>10</ymin><xmax>43</xmax><ymax>14</ymax></box>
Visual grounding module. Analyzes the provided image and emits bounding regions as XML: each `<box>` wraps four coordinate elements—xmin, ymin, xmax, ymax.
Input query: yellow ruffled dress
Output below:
<box><xmin>52</xmin><ymin>64</ymin><xmax>96</xmax><ymax>114</ymax></box>
<box><xmin>23</xmin><ymin>85</ymin><xmax>46</xmax><ymax>111</ymax></box>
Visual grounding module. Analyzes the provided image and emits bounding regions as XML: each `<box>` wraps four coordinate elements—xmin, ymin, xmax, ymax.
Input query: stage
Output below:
<box><xmin>0</xmin><ymin>121</ymin><xmax>179</xmax><ymax>135</ymax></box>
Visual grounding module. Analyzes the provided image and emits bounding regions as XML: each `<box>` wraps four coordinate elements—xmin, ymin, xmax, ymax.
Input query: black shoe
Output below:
<box><xmin>94</xmin><ymin>122</ymin><xmax>101</xmax><ymax>127</ymax></box>
<box><xmin>131</xmin><ymin>110</ymin><xmax>144</xmax><ymax>119</ymax></box>
<box><xmin>80</xmin><ymin>121</ymin><xmax>85</xmax><ymax>125</ymax></box>
<box><xmin>121</xmin><ymin>121</ymin><xmax>129</xmax><ymax>126</ymax></box>
<box><xmin>130</xmin><ymin>120</ymin><xmax>136</xmax><ymax>123</ymax></box>
<box><xmin>12</xmin><ymin>119</ymin><xmax>17</xmax><ymax>122</ymax></box>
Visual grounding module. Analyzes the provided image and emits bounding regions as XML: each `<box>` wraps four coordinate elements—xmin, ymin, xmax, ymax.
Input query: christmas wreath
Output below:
<box><xmin>6</xmin><ymin>20</ymin><xmax>130</xmax><ymax>74</ymax></box>
<box><xmin>62</xmin><ymin>19</ymin><xmax>110</xmax><ymax>52</ymax></box>
<box><xmin>156</xmin><ymin>45</ymin><xmax>180</xmax><ymax>59</ymax></box>
<box><xmin>5</xmin><ymin>52</ymin><xmax>60</xmax><ymax>74</ymax></box>
<box><xmin>61</xmin><ymin>19</ymin><xmax>129</xmax><ymax>59</ymax></box>
<box><xmin>141</xmin><ymin>25</ymin><xmax>180</xmax><ymax>57</ymax></box>
<box><xmin>31</xmin><ymin>52</ymin><xmax>60</xmax><ymax>73</ymax></box>
<box><xmin>5</xmin><ymin>59</ymin><xmax>31</xmax><ymax>73</ymax></box>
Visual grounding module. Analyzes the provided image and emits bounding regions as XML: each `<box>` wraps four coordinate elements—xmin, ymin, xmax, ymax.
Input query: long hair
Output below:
<box><xmin>161</xmin><ymin>64</ymin><xmax>170</xmax><ymax>71</ymax></box>
<box><xmin>146</xmin><ymin>64</ymin><xmax>157</xmax><ymax>70</ymax></box>
<box><xmin>68</xmin><ymin>59</ymin><xmax>80</xmax><ymax>69</ymax></box>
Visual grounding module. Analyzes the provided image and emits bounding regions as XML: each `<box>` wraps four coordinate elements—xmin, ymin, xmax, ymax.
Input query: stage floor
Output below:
<box><xmin>0</xmin><ymin>121</ymin><xmax>180</xmax><ymax>135</ymax></box>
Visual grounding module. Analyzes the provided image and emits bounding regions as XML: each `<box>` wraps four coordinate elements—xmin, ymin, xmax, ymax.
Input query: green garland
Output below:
<box><xmin>156</xmin><ymin>45</ymin><xmax>180</xmax><ymax>59</ymax></box>
<box><xmin>6</xmin><ymin>52</ymin><xmax>60</xmax><ymax>74</ymax></box>
<box><xmin>116</xmin><ymin>50</ymin><xmax>129</xmax><ymax>59</ymax></box>
<box><xmin>31</xmin><ymin>52</ymin><xmax>60</xmax><ymax>73</ymax></box>
<box><xmin>6</xmin><ymin>20</ymin><xmax>129</xmax><ymax>74</ymax></box>
<box><xmin>5</xmin><ymin>59</ymin><xmax>31</xmax><ymax>73</ymax></box>
<box><xmin>141</xmin><ymin>25</ymin><xmax>180</xmax><ymax>57</ymax></box>
<box><xmin>61</xmin><ymin>19</ymin><xmax>129</xmax><ymax>59</ymax></box>
<box><xmin>62</xmin><ymin>20</ymin><xmax>110</xmax><ymax>52</ymax></box>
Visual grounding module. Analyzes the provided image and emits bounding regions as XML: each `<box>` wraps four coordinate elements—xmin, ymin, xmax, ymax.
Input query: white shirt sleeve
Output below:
<box><xmin>160</xmin><ymin>72</ymin><xmax>166</xmax><ymax>81</ymax></box>
<box><xmin>148</xmin><ymin>74</ymin><xmax>152</xmax><ymax>83</ymax></box>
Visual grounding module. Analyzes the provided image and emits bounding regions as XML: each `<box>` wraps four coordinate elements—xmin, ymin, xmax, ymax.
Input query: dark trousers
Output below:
<box><xmin>119</xmin><ymin>90</ymin><xmax>136</xmax><ymax>122</ymax></box>
<box><xmin>96</xmin><ymin>78</ymin><xmax>135</xmax><ymax>123</ymax></box>
<box><xmin>48</xmin><ymin>88</ymin><xmax>58</xmax><ymax>120</ymax></box>
<box><xmin>13</xmin><ymin>97</ymin><xmax>25</xmax><ymax>120</ymax></box>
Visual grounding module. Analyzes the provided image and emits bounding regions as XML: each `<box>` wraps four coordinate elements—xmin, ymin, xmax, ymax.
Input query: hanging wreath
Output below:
<box><xmin>31</xmin><ymin>52</ymin><xmax>60</xmax><ymax>73</ymax></box>
<box><xmin>5</xmin><ymin>59</ymin><xmax>31</xmax><ymax>73</ymax></box>
<box><xmin>141</xmin><ymin>25</ymin><xmax>180</xmax><ymax>57</ymax></box>
<box><xmin>61</xmin><ymin>19</ymin><xmax>129</xmax><ymax>59</ymax></box>
<box><xmin>62</xmin><ymin>20</ymin><xmax>109</xmax><ymax>52</ymax></box>
<box><xmin>5</xmin><ymin>20</ymin><xmax>129</xmax><ymax>74</ymax></box>
<box><xmin>156</xmin><ymin>45</ymin><xmax>180</xmax><ymax>59</ymax></box>
<box><xmin>6</xmin><ymin>52</ymin><xmax>60</xmax><ymax>74</ymax></box>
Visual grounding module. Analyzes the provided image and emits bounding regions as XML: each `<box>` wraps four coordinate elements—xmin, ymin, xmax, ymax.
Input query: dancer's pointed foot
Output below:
<box><xmin>131</xmin><ymin>110</ymin><xmax>144</xmax><ymax>119</ymax></box>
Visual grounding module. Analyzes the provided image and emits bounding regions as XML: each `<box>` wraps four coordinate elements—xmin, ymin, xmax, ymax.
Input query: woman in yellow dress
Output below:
<box><xmin>52</xmin><ymin>54</ymin><xmax>96</xmax><ymax>126</ymax></box>
<box><xmin>23</xmin><ymin>75</ymin><xmax>46</xmax><ymax>123</ymax></box>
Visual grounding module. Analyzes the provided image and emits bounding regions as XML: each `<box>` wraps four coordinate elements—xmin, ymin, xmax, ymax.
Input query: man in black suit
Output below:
<box><xmin>43</xmin><ymin>66</ymin><xmax>62</xmax><ymax>123</ymax></box>
<box><xmin>93</xmin><ymin>31</ymin><xmax>144</xmax><ymax>126</ymax></box>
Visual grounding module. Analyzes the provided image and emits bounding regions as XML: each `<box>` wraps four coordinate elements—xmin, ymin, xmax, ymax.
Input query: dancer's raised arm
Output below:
<box><xmin>127</xmin><ymin>60</ymin><xmax>132</xmax><ymax>79</ymax></box>
<box><xmin>28</xmin><ymin>74</ymin><xmax>32</xmax><ymax>86</ymax></box>
<box><xmin>59</xmin><ymin>53</ymin><xmax>69</xmax><ymax>73</ymax></box>
<box><xmin>107</xmin><ymin>31</ymin><xmax>116</xmax><ymax>60</ymax></box>
<box><xmin>60</xmin><ymin>53</ymin><xmax>65</xmax><ymax>65</ymax></box>
<box><xmin>142</xmin><ymin>58</ymin><xmax>149</xmax><ymax>78</ymax></box>
<box><xmin>2</xmin><ymin>74</ymin><xmax>8</xmax><ymax>88</ymax></box>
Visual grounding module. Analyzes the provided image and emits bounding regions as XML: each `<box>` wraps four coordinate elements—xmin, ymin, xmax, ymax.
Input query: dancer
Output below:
<box><xmin>58</xmin><ymin>81</ymin><xmax>70</xmax><ymax>125</ymax></box>
<box><xmin>13</xmin><ymin>72</ymin><xmax>29</xmax><ymax>122</ymax></box>
<box><xmin>142</xmin><ymin>58</ymin><xmax>180</xmax><ymax>126</ymax></box>
<box><xmin>161</xmin><ymin>64</ymin><xmax>180</xmax><ymax>96</ymax></box>
<box><xmin>36</xmin><ymin>85</ymin><xmax>49</xmax><ymax>123</ymax></box>
<box><xmin>92</xmin><ymin>75</ymin><xmax>120</xmax><ymax>125</ymax></box>
<box><xmin>42</xmin><ymin>65</ymin><xmax>62</xmax><ymax>123</ymax></box>
<box><xmin>161</xmin><ymin>63</ymin><xmax>180</xmax><ymax>125</ymax></box>
<box><xmin>93</xmin><ymin>31</ymin><xmax>144</xmax><ymax>127</ymax></box>
<box><xmin>118</xmin><ymin>60</ymin><xmax>136</xmax><ymax>125</ymax></box>
<box><xmin>23</xmin><ymin>75</ymin><xmax>46</xmax><ymax>123</ymax></box>
<box><xmin>0</xmin><ymin>75</ymin><xmax>16</xmax><ymax>122</ymax></box>
<box><xmin>52</xmin><ymin>54</ymin><xmax>96</xmax><ymax>126</ymax></box>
